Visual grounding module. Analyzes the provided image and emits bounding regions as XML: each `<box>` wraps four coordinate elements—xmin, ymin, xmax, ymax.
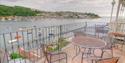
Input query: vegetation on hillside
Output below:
<box><xmin>0</xmin><ymin>5</ymin><xmax>40</xmax><ymax>16</ymax></box>
<box><xmin>0</xmin><ymin>5</ymin><xmax>100</xmax><ymax>18</ymax></box>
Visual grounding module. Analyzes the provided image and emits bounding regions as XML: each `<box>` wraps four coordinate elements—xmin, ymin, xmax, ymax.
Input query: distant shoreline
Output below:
<box><xmin>0</xmin><ymin>5</ymin><xmax>100</xmax><ymax>21</ymax></box>
<box><xmin>0</xmin><ymin>16</ymin><xmax>100</xmax><ymax>21</ymax></box>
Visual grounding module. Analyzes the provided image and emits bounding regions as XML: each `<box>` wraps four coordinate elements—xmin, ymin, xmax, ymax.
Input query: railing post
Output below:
<box><xmin>95</xmin><ymin>24</ymin><xmax>97</xmax><ymax>37</ymax></box>
<box><xmin>60</xmin><ymin>25</ymin><xmax>63</xmax><ymax>37</ymax></box>
<box><xmin>0</xmin><ymin>49</ymin><xmax>6</xmax><ymax>63</ymax></box>
<box><xmin>2</xmin><ymin>34</ymin><xmax>8</xmax><ymax>63</ymax></box>
<box><xmin>33</xmin><ymin>25</ymin><xmax>39</xmax><ymax>61</ymax></box>
<box><xmin>0</xmin><ymin>57</ymin><xmax>1</xmax><ymax>63</ymax></box>
<box><xmin>84</xmin><ymin>22</ymin><xmax>87</xmax><ymax>32</ymax></box>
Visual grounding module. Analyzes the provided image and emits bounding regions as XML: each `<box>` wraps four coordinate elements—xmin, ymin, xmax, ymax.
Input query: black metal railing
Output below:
<box><xmin>0</xmin><ymin>22</ymin><xmax>86</xmax><ymax>63</ymax></box>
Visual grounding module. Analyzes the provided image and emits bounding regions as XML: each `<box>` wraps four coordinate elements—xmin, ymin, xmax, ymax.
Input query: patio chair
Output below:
<box><xmin>94</xmin><ymin>25</ymin><xmax>114</xmax><ymax>58</ymax></box>
<box><xmin>95</xmin><ymin>25</ymin><xmax>109</xmax><ymax>39</ymax></box>
<box><xmin>40</xmin><ymin>44</ymin><xmax>67</xmax><ymax>63</ymax></box>
<box><xmin>81</xmin><ymin>48</ymin><xmax>102</xmax><ymax>63</ymax></box>
<box><xmin>108</xmin><ymin>32</ymin><xmax>125</xmax><ymax>49</ymax></box>
<box><xmin>96</xmin><ymin>57</ymin><xmax>119</xmax><ymax>63</ymax></box>
<box><xmin>95</xmin><ymin>34</ymin><xmax>114</xmax><ymax>58</ymax></box>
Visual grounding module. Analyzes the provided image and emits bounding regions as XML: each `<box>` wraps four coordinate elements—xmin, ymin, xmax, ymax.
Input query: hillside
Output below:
<box><xmin>0</xmin><ymin>5</ymin><xmax>100</xmax><ymax>19</ymax></box>
<box><xmin>0</xmin><ymin>5</ymin><xmax>40</xmax><ymax>16</ymax></box>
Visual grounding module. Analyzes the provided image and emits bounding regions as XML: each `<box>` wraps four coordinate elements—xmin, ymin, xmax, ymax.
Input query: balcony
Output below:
<box><xmin>0</xmin><ymin>22</ymin><xmax>125</xmax><ymax>63</ymax></box>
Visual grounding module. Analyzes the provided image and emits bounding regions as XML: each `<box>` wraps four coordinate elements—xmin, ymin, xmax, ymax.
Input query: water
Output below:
<box><xmin>0</xmin><ymin>17</ymin><xmax>111</xmax><ymax>34</ymax></box>
<box><xmin>0</xmin><ymin>17</ymin><xmax>111</xmax><ymax>52</ymax></box>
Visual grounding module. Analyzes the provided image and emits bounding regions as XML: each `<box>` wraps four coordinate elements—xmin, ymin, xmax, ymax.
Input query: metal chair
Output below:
<box><xmin>101</xmin><ymin>36</ymin><xmax>114</xmax><ymax>58</ymax></box>
<box><xmin>81</xmin><ymin>48</ymin><xmax>101</xmax><ymax>63</ymax></box>
<box><xmin>41</xmin><ymin>44</ymin><xmax>67</xmax><ymax>63</ymax></box>
<box><xmin>94</xmin><ymin>25</ymin><xmax>114</xmax><ymax>58</ymax></box>
<box><xmin>108</xmin><ymin>32</ymin><xmax>125</xmax><ymax>50</ymax></box>
<box><xmin>96</xmin><ymin>57</ymin><xmax>119</xmax><ymax>63</ymax></box>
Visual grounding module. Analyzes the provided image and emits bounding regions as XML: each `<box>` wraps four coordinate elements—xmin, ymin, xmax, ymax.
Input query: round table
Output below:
<box><xmin>72</xmin><ymin>36</ymin><xmax>107</xmax><ymax>48</ymax></box>
<box><xmin>72</xmin><ymin>36</ymin><xmax>107</xmax><ymax>63</ymax></box>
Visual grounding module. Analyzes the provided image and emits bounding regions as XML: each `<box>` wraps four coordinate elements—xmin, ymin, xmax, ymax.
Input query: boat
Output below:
<box><xmin>8</xmin><ymin>39</ymin><xmax>17</xmax><ymax>43</ymax></box>
<box><xmin>19</xmin><ymin>27</ymin><xmax>33</xmax><ymax>33</ymax></box>
<box><xmin>8</xmin><ymin>35</ymin><xmax>22</xmax><ymax>43</ymax></box>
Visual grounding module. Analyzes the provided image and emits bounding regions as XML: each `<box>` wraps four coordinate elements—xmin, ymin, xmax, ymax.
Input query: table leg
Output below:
<box><xmin>92</xmin><ymin>59</ymin><xmax>94</xmax><ymax>63</ymax></box>
<box><xmin>81</xmin><ymin>51</ymin><xmax>84</xmax><ymax>63</ymax></box>
<box><xmin>87</xmin><ymin>48</ymin><xmax>94</xmax><ymax>57</ymax></box>
<box><xmin>81</xmin><ymin>48</ymin><xmax>93</xmax><ymax>63</ymax></box>
<box><xmin>72</xmin><ymin>46</ymin><xmax>81</xmax><ymax>60</ymax></box>
<box><xmin>81</xmin><ymin>48</ymin><xmax>97</xmax><ymax>63</ymax></box>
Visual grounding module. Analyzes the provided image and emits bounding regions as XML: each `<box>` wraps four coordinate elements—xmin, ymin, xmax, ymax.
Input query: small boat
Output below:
<box><xmin>18</xmin><ymin>27</ymin><xmax>27</xmax><ymax>31</ymax></box>
<box><xmin>19</xmin><ymin>27</ymin><xmax>33</xmax><ymax>33</ymax></box>
<box><xmin>8</xmin><ymin>35</ymin><xmax>22</xmax><ymax>43</ymax></box>
<box><xmin>8</xmin><ymin>39</ymin><xmax>17</xmax><ymax>43</ymax></box>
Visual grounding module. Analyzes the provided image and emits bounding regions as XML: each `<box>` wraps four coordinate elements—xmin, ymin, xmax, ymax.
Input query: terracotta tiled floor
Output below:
<box><xmin>37</xmin><ymin>43</ymin><xmax>125</xmax><ymax>63</ymax></box>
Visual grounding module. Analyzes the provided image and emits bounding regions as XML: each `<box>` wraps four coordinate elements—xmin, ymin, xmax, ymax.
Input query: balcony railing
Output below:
<box><xmin>1</xmin><ymin>22</ymin><xmax>120</xmax><ymax>63</ymax></box>
<box><xmin>109</xmin><ymin>22</ymin><xmax>125</xmax><ymax>32</ymax></box>
<box><xmin>0</xmin><ymin>22</ymin><xmax>87</xmax><ymax>63</ymax></box>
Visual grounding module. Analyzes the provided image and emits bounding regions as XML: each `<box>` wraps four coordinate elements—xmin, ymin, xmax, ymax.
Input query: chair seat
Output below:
<box><xmin>97</xmin><ymin>57</ymin><xmax>119</xmax><ymax>63</ymax></box>
<box><xmin>47</xmin><ymin>52</ymin><xmax>67</xmax><ymax>62</ymax></box>
<box><xmin>109</xmin><ymin>32</ymin><xmax>125</xmax><ymax>37</ymax></box>
<box><xmin>41</xmin><ymin>44</ymin><xmax>67</xmax><ymax>63</ymax></box>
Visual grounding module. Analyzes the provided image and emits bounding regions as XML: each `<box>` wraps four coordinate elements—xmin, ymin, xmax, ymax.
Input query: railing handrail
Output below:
<box><xmin>0</xmin><ymin>22</ymin><xmax>85</xmax><ymax>35</ymax></box>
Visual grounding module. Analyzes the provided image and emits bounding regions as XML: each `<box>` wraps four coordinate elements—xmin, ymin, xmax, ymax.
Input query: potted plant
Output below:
<box><xmin>10</xmin><ymin>52</ymin><xmax>22</xmax><ymax>59</ymax></box>
<box><xmin>47</xmin><ymin>37</ymin><xmax>69</xmax><ymax>52</ymax></box>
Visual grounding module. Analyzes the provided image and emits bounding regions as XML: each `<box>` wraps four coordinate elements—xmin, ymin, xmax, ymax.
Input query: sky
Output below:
<box><xmin>0</xmin><ymin>0</ymin><xmax>118</xmax><ymax>16</ymax></box>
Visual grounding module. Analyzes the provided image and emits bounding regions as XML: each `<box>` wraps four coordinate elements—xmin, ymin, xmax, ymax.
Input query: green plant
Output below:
<box><xmin>10</xmin><ymin>52</ymin><xmax>22</xmax><ymax>59</ymax></box>
<box><xmin>58</xmin><ymin>37</ymin><xmax>69</xmax><ymax>48</ymax></box>
<box><xmin>47</xmin><ymin>45</ymin><xmax>58</xmax><ymax>52</ymax></box>
<box><xmin>47</xmin><ymin>37</ymin><xmax>69</xmax><ymax>52</ymax></box>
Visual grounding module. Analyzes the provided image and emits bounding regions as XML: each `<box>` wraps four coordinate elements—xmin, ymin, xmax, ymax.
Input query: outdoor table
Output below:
<box><xmin>72</xmin><ymin>36</ymin><xmax>107</xmax><ymax>63</ymax></box>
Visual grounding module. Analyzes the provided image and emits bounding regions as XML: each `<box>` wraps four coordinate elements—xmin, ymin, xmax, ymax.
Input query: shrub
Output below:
<box><xmin>10</xmin><ymin>52</ymin><xmax>22</xmax><ymax>59</ymax></box>
<box><xmin>47</xmin><ymin>37</ymin><xmax>69</xmax><ymax>52</ymax></box>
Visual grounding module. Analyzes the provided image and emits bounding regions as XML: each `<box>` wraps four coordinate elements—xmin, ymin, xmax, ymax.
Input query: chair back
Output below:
<box><xmin>40</xmin><ymin>44</ymin><xmax>50</xmax><ymax>53</ymax></box>
<box><xmin>40</xmin><ymin>44</ymin><xmax>50</xmax><ymax>62</ymax></box>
